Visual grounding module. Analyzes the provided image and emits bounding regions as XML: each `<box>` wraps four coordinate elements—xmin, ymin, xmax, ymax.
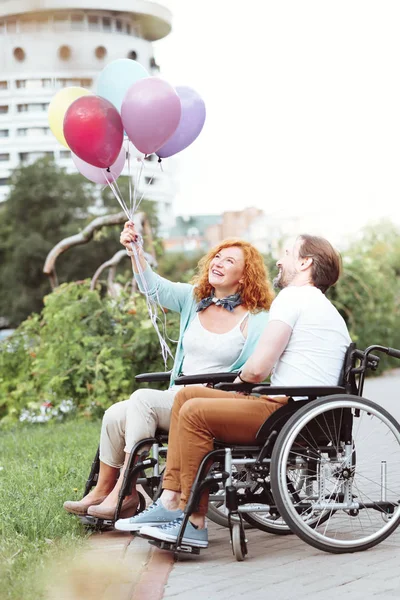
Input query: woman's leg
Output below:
<box><xmin>88</xmin><ymin>388</ymin><xmax>177</xmax><ymax>517</ymax></box>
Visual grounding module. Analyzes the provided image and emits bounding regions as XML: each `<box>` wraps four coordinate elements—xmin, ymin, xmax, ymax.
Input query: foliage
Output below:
<box><xmin>0</xmin><ymin>420</ymin><xmax>99</xmax><ymax>600</ymax></box>
<box><xmin>329</xmin><ymin>221</ymin><xmax>400</xmax><ymax>372</ymax></box>
<box><xmin>0</xmin><ymin>160</ymin><xmax>159</xmax><ymax>327</ymax></box>
<box><xmin>0</xmin><ymin>281</ymin><xmax>179</xmax><ymax>422</ymax></box>
<box><xmin>157</xmin><ymin>250</ymin><xmax>203</xmax><ymax>283</ymax></box>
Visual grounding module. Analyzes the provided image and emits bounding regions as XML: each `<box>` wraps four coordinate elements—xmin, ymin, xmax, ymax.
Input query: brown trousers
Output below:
<box><xmin>162</xmin><ymin>386</ymin><xmax>288</xmax><ymax>515</ymax></box>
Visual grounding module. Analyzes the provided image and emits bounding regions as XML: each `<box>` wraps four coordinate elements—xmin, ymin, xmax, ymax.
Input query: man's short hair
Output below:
<box><xmin>297</xmin><ymin>234</ymin><xmax>342</xmax><ymax>293</ymax></box>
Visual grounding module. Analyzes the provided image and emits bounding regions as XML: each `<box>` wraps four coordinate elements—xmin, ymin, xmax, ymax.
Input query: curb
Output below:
<box><xmin>131</xmin><ymin>545</ymin><xmax>174</xmax><ymax>600</ymax></box>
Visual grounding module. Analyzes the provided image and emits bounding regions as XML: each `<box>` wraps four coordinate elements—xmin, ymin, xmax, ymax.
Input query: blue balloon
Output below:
<box><xmin>96</xmin><ymin>59</ymin><xmax>149</xmax><ymax>113</ymax></box>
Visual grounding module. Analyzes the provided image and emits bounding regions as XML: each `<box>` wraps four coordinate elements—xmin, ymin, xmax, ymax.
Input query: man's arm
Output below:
<box><xmin>236</xmin><ymin>320</ymin><xmax>292</xmax><ymax>383</ymax></box>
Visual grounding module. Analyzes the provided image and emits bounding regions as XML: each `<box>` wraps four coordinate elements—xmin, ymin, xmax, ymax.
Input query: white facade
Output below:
<box><xmin>0</xmin><ymin>0</ymin><xmax>176</xmax><ymax>228</ymax></box>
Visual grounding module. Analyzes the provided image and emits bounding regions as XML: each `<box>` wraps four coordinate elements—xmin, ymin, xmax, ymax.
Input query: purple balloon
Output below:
<box><xmin>121</xmin><ymin>77</ymin><xmax>181</xmax><ymax>155</ymax></box>
<box><xmin>157</xmin><ymin>87</ymin><xmax>206</xmax><ymax>159</ymax></box>
<box><xmin>72</xmin><ymin>145</ymin><xmax>126</xmax><ymax>184</ymax></box>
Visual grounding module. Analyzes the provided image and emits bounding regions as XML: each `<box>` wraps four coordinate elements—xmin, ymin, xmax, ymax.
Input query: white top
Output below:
<box><xmin>269</xmin><ymin>286</ymin><xmax>351</xmax><ymax>387</ymax></box>
<box><xmin>181</xmin><ymin>313</ymin><xmax>248</xmax><ymax>375</ymax></box>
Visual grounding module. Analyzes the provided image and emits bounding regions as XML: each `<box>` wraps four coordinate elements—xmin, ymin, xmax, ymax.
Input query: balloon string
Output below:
<box><xmin>130</xmin><ymin>240</ymin><xmax>174</xmax><ymax>368</ymax></box>
<box><xmin>126</xmin><ymin>140</ymin><xmax>133</xmax><ymax>218</ymax></box>
<box><xmin>105</xmin><ymin>173</ymin><xmax>131</xmax><ymax>220</ymax></box>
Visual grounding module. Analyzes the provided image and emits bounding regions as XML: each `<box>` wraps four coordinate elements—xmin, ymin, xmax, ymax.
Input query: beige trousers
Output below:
<box><xmin>99</xmin><ymin>387</ymin><xmax>180</xmax><ymax>468</ymax></box>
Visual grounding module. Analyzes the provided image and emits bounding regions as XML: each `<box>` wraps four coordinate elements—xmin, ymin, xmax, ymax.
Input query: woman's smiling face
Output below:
<box><xmin>208</xmin><ymin>246</ymin><xmax>245</xmax><ymax>294</ymax></box>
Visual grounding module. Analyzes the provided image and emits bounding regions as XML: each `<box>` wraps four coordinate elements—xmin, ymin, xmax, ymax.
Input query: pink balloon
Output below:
<box><xmin>72</xmin><ymin>146</ymin><xmax>126</xmax><ymax>184</ymax></box>
<box><xmin>121</xmin><ymin>77</ymin><xmax>181</xmax><ymax>155</ymax></box>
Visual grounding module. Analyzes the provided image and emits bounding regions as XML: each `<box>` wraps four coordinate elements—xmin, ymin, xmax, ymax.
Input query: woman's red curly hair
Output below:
<box><xmin>191</xmin><ymin>238</ymin><xmax>275</xmax><ymax>312</ymax></box>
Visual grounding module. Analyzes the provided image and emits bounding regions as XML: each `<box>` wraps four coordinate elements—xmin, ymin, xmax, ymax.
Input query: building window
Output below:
<box><xmin>16</xmin><ymin>79</ymin><xmax>52</xmax><ymax>89</ymax></box>
<box><xmin>0</xmin><ymin>178</ymin><xmax>9</xmax><ymax>186</ymax></box>
<box><xmin>54</xmin><ymin>14</ymin><xmax>68</xmax><ymax>31</ymax></box>
<box><xmin>116</xmin><ymin>19</ymin><xmax>123</xmax><ymax>32</ymax></box>
<box><xmin>88</xmin><ymin>16</ymin><xmax>99</xmax><ymax>31</ymax></box>
<box><xmin>13</xmin><ymin>47</ymin><xmax>25</xmax><ymax>62</ymax></box>
<box><xmin>128</xmin><ymin>50</ymin><xmax>138</xmax><ymax>60</ymax></box>
<box><xmin>20</xmin><ymin>18</ymin><xmax>35</xmax><ymax>32</ymax></box>
<box><xmin>0</xmin><ymin>81</ymin><xmax>7</xmax><ymax>90</ymax></box>
<box><xmin>6</xmin><ymin>20</ymin><xmax>17</xmax><ymax>33</ymax></box>
<box><xmin>57</xmin><ymin>78</ymin><xmax>92</xmax><ymax>88</ymax></box>
<box><xmin>0</xmin><ymin>129</ymin><xmax>9</xmax><ymax>138</ymax></box>
<box><xmin>71</xmin><ymin>14</ymin><xmax>84</xmax><ymax>30</ymax></box>
<box><xmin>60</xmin><ymin>150</ymin><xmax>70</xmax><ymax>159</ymax></box>
<box><xmin>19</xmin><ymin>151</ymin><xmax>53</xmax><ymax>164</ymax></box>
<box><xmin>59</xmin><ymin>45</ymin><xmax>71</xmax><ymax>61</ymax></box>
<box><xmin>37</xmin><ymin>16</ymin><xmax>48</xmax><ymax>31</ymax></box>
<box><xmin>125</xmin><ymin>23</ymin><xmax>131</xmax><ymax>35</ymax></box>
<box><xmin>0</xmin><ymin>106</ymin><xmax>8</xmax><ymax>114</ymax></box>
<box><xmin>102</xmin><ymin>17</ymin><xmax>111</xmax><ymax>32</ymax></box>
<box><xmin>17</xmin><ymin>103</ymin><xmax>48</xmax><ymax>113</ymax></box>
<box><xmin>145</xmin><ymin>176</ymin><xmax>155</xmax><ymax>185</ymax></box>
<box><xmin>18</xmin><ymin>128</ymin><xmax>50</xmax><ymax>137</ymax></box>
<box><xmin>0</xmin><ymin>153</ymin><xmax>9</xmax><ymax>161</ymax></box>
<box><xmin>95</xmin><ymin>46</ymin><xmax>107</xmax><ymax>60</ymax></box>
<box><xmin>150</xmin><ymin>57</ymin><xmax>159</xmax><ymax>70</ymax></box>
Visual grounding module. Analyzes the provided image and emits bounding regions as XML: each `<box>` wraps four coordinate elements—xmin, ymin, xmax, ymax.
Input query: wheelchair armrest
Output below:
<box><xmin>251</xmin><ymin>385</ymin><xmax>346</xmax><ymax>396</ymax></box>
<box><xmin>135</xmin><ymin>371</ymin><xmax>172</xmax><ymax>383</ymax></box>
<box><xmin>214</xmin><ymin>382</ymin><xmax>264</xmax><ymax>393</ymax></box>
<box><xmin>174</xmin><ymin>372</ymin><xmax>238</xmax><ymax>386</ymax></box>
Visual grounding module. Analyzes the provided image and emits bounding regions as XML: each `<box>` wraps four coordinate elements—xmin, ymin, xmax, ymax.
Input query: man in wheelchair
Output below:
<box><xmin>115</xmin><ymin>234</ymin><xmax>352</xmax><ymax>551</ymax></box>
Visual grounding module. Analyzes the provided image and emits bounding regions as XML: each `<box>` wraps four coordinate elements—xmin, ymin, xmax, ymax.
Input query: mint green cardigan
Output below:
<box><xmin>135</xmin><ymin>265</ymin><xmax>269</xmax><ymax>386</ymax></box>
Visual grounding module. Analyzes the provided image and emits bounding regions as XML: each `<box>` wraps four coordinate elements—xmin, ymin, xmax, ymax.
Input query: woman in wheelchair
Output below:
<box><xmin>115</xmin><ymin>234</ymin><xmax>352</xmax><ymax>550</ymax></box>
<box><xmin>63</xmin><ymin>221</ymin><xmax>275</xmax><ymax>520</ymax></box>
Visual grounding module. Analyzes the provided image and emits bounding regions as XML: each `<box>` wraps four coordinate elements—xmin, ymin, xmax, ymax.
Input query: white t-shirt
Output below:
<box><xmin>269</xmin><ymin>285</ymin><xmax>351</xmax><ymax>387</ymax></box>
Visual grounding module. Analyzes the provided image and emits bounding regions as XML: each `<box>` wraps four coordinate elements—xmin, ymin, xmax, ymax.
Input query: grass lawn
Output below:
<box><xmin>0</xmin><ymin>419</ymin><xmax>100</xmax><ymax>600</ymax></box>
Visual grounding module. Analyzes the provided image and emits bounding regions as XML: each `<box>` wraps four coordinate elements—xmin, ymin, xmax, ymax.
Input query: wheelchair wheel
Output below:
<box><xmin>231</xmin><ymin>523</ymin><xmax>247</xmax><ymax>561</ymax></box>
<box><xmin>271</xmin><ymin>395</ymin><xmax>400</xmax><ymax>554</ymax></box>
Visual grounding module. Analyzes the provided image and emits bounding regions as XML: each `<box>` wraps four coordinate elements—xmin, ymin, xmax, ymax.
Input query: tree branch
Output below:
<box><xmin>43</xmin><ymin>211</ymin><xmax>150</xmax><ymax>290</ymax></box>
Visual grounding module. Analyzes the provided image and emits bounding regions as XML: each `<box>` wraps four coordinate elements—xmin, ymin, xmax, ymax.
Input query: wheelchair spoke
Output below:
<box><xmin>271</xmin><ymin>396</ymin><xmax>400</xmax><ymax>553</ymax></box>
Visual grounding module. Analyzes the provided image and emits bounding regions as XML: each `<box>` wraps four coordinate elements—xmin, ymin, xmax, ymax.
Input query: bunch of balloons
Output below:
<box><xmin>47</xmin><ymin>58</ymin><xmax>206</xmax><ymax>187</ymax></box>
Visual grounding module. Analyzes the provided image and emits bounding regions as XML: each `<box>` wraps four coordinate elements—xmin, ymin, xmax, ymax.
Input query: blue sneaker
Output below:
<box><xmin>140</xmin><ymin>517</ymin><xmax>208</xmax><ymax>548</ymax></box>
<box><xmin>114</xmin><ymin>499</ymin><xmax>183</xmax><ymax>532</ymax></box>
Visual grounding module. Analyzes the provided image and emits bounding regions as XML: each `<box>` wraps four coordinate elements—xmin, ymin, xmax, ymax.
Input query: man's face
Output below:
<box><xmin>273</xmin><ymin>238</ymin><xmax>303</xmax><ymax>289</ymax></box>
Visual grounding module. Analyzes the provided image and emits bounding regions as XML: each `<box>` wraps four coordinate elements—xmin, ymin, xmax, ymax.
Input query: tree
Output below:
<box><xmin>0</xmin><ymin>160</ymin><xmax>159</xmax><ymax>326</ymax></box>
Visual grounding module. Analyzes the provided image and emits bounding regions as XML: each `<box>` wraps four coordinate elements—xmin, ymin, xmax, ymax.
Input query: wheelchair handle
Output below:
<box><xmin>387</xmin><ymin>347</ymin><xmax>400</xmax><ymax>360</ymax></box>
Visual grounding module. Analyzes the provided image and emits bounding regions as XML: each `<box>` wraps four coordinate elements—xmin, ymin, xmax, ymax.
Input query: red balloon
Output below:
<box><xmin>63</xmin><ymin>96</ymin><xmax>124</xmax><ymax>168</ymax></box>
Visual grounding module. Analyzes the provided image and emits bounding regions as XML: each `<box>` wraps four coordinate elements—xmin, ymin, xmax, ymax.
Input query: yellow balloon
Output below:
<box><xmin>48</xmin><ymin>87</ymin><xmax>91</xmax><ymax>148</ymax></box>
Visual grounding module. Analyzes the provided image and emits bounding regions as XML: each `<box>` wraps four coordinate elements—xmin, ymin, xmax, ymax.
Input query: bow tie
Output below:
<box><xmin>196</xmin><ymin>292</ymin><xmax>242</xmax><ymax>313</ymax></box>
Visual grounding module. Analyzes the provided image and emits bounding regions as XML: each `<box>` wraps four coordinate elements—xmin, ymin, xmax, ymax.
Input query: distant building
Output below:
<box><xmin>0</xmin><ymin>0</ymin><xmax>176</xmax><ymax>228</ymax></box>
<box><xmin>164</xmin><ymin>208</ymin><xmax>267</xmax><ymax>253</ymax></box>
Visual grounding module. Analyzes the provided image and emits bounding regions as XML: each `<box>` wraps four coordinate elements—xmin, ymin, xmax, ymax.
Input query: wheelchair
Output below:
<box><xmin>79</xmin><ymin>370</ymin><xmax>249</xmax><ymax>530</ymax></box>
<box><xmin>137</xmin><ymin>343</ymin><xmax>400</xmax><ymax>560</ymax></box>
<box><xmin>80</xmin><ymin>343</ymin><xmax>400</xmax><ymax>562</ymax></box>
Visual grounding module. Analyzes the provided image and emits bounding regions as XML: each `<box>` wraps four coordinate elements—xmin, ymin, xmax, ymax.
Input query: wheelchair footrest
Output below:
<box><xmin>78</xmin><ymin>514</ymin><xmax>114</xmax><ymax>529</ymax></box>
<box><xmin>148</xmin><ymin>539</ymin><xmax>201</xmax><ymax>555</ymax></box>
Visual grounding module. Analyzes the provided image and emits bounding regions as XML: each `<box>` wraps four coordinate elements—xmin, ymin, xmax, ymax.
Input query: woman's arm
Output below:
<box><xmin>120</xmin><ymin>221</ymin><xmax>193</xmax><ymax>313</ymax></box>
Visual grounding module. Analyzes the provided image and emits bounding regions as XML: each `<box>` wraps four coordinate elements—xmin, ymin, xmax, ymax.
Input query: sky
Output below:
<box><xmin>154</xmin><ymin>0</ymin><xmax>400</xmax><ymax>242</ymax></box>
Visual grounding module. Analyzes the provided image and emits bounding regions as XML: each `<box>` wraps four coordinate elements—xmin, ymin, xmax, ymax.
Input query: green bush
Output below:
<box><xmin>0</xmin><ymin>281</ymin><xmax>179</xmax><ymax>422</ymax></box>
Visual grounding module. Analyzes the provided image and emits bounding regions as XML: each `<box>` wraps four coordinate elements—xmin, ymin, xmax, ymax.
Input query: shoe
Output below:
<box><xmin>140</xmin><ymin>517</ymin><xmax>208</xmax><ymax>548</ymax></box>
<box><xmin>87</xmin><ymin>496</ymin><xmax>138</xmax><ymax>521</ymax></box>
<box><xmin>63</xmin><ymin>495</ymin><xmax>107</xmax><ymax>516</ymax></box>
<box><xmin>115</xmin><ymin>499</ymin><xmax>183</xmax><ymax>532</ymax></box>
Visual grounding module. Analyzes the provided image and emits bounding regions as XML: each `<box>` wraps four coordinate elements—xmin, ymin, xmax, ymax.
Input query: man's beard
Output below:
<box><xmin>273</xmin><ymin>268</ymin><xmax>295</xmax><ymax>289</ymax></box>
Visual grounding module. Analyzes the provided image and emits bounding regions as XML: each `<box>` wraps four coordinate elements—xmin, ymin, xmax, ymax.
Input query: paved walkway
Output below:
<box><xmin>84</xmin><ymin>371</ymin><xmax>400</xmax><ymax>600</ymax></box>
